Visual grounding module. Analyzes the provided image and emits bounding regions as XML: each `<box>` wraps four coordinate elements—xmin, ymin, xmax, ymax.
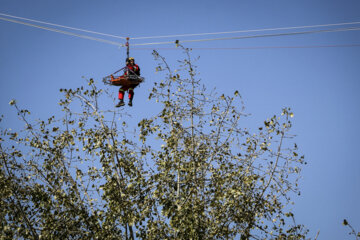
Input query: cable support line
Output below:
<box><xmin>0</xmin><ymin>12</ymin><xmax>127</xmax><ymax>40</ymax></box>
<box><xmin>0</xmin><ymin>16</ymin><xmax>124</xmax><ymax>47</ymax></box>
<box><xmin>130</xmin><ymin>44</ymin><xmax>360</xmax><ymax>50</ymax></box>
<box><xmin>131</xmin><ymin>27</ymin><xmax>360</xmax><ymax>46</ymax></box>
<box><xmin>130</xmin><ymin>21</ymin><xmax>360</xmax><ymax>40</ymax></box>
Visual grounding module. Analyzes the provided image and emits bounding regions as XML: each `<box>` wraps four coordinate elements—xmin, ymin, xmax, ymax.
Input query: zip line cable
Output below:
<box><xmin>0</xmin><ymin>16</ymin><xmax>124</xmax><ymax>47</ymax></box>
<box><xmin>131</xmin><ymin>44</ymin><xmax>360</xmax><ymax>50</ymax></box>
<box><xmin>1</xmin><ymin>14</ymin><xmax>360</xmax><ymax>49</ymax></box>
<box><xmin>0</xmin><ymin>12</ymin><xmax>127</xmax><ymax>40</ymax></box>
<box><xmin>1</xmin><ymin>12</ymin><xmax>360</xmax><ymax>43</ymax></box>
<box><xmin>131</xmin><ymin>27</ymin><xmax>360</xmax><ymax>46</ymax></box>
<box><xmin>130</xmin><ymin>21</ymin><xmax>360</xmax><ymax>40</ymax></box>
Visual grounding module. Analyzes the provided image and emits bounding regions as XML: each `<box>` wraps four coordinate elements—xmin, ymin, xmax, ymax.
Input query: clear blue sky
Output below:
<box><xmin>1</xmin><ymin>0</ymin><xmax>359</xmax><ymax>238</ymax></box>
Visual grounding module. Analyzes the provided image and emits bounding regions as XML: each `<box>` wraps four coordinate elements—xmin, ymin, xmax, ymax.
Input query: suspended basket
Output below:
<box><xmin>103</xmin><ymin>74</ymin><xmax>145</xmax><ymax>87</ymax></box>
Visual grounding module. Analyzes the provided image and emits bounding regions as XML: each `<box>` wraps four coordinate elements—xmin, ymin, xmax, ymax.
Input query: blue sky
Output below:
<box><xmin>1</xmin><ymin>0</ymin><xmax>359</xmax><ymax>238</ymax></box>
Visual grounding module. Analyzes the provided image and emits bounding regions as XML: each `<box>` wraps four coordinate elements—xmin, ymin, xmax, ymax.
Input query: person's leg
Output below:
<box><xmin>116</xmin><ymin>87</ymin><xmax>126</xmax><ymax>107</ymax></box>
<box><xmin>128</xmin><ymin>88</ymin><xmax>134</xmax><ymax>106</ymax></box>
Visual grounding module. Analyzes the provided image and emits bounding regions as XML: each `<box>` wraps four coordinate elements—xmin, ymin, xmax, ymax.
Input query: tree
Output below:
<box><xmin>343</xmin><ymin>219</ymin><xmax>360</xmax><ymax>240</ymax></box>
<box><xmin>1</xmin><ymin>47</ymin><xmax>307</xmax><ymax>239</ymax></box>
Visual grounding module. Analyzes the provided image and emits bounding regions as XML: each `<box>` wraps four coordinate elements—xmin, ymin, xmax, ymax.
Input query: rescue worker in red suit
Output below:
<box><xmin>116</xmin><ymin>57</ymin><xmax>140</xmax><ymax>107</ymax></box>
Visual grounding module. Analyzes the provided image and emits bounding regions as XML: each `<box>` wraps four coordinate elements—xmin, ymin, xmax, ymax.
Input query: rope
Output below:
<box><xmin>130</xmin><ymin>21</ymin><xmax>360</xmax><ymax>40</ymax></box>
<box><xmin>113</xmin><ymin>67</ymin><xmax>126</xmax><ymax>74</ymax></box>
<box><xmin>126</xmin><ymin>38</ymin><xmax>130</xmax><ymax>59</ymax></box>
<box><xmin>0</xmin><ymin>12</ymin><xmax>127</xmax><ymax>40</ymax></box>
<box><xmin>131</xmin><ymin>27</ymin><xmax>360</xmax><ymax>46</ymax></box>
<box><xmin>0</xmin><ymin>16</ymin><xmax>125</xmax><ymax>47</ymax></box>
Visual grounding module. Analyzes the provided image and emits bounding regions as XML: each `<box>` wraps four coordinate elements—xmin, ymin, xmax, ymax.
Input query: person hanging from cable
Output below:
<box><xmin>115</xmin><ymin>57</ymin><xmax>141</xmax><ymax>107</ymax></box>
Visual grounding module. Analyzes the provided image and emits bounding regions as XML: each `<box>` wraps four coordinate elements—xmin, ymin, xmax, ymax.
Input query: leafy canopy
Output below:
<box><xmin>1</xmin><ymin>48</ymin><xmax>307</xmax><ymax>239</ymax></box>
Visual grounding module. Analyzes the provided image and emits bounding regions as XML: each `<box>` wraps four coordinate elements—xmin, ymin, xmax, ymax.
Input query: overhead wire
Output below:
<box><xmin>131</xmin><ymin>44</ymin><xmax>360</xmax><ymax>50</ymax></box>
<box><xmin>1</xmin><ymin>13</ymin><xmax>360</xmax><ymax>49</ymax></box>
<box><xmin>130</xmin><ymin>21</ymin><xmax>360</xmax><ymax>40</ymax></box>
<box><xmin>0</xmin><ymin>12</ymin><xmax>127</xmax><ymax>40</ymax></box>
<box><xmin>131</xmin><ymin>27</ymin><xmax>360</xmax><ymax>46</ymax></box>
<box><xmin>2</xmin><ymin>12</ymin><xmax>360</xmax><ymax>43</ymax></box>
<box><xmin>0</xmin><ymin>16</ymin><xmax>125</xmax><ymax>47</ymax></box>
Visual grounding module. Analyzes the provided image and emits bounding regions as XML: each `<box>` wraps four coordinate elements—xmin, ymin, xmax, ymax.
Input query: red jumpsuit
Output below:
<box><xmin>118</xmin><ymin>63</ymin><xmax>140</xmax><ymax>102</ymax></box>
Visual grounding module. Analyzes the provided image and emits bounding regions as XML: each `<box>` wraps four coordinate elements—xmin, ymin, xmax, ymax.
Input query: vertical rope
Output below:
<box><xmin>126</xmin><ymin>37</ymin><xmax>130</xmax><ymax>59</ymax></box>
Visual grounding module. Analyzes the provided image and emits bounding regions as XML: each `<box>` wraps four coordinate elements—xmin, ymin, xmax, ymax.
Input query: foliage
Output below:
<box><xmin>1</xmin><ymin>48</ymin><xmax>308</xmax><ymax>239</ymax></box>
<box><xmin>343</xmin><ymin>219</ymin><xmax>360</xmax><ymax>240</ymax></box>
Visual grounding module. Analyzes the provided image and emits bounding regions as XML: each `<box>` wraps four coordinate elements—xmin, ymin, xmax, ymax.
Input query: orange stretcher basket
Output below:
<box><xmin>103</xmin><ymin>74</ymin><xmax>145</xmax><ymax>87</ymax></box>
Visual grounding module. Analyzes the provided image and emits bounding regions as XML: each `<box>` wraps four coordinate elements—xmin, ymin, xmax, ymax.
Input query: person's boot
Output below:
<box><xmin>128</xmin><ymin>100</ymin><xmax>133</xmax><ymax>107</ymax></box>
<box><xmin>116</xmin><ymin>100</ymin><xmax>125</xmax><ymax>107</ymax></box>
